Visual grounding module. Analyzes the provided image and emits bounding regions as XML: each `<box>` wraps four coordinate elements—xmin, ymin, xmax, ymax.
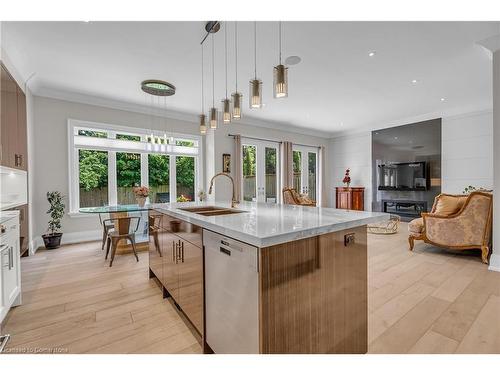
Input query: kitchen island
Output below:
<box><xmin>148</xmin><ymin>201</ymin><xmax>387</xmax><ymax>354</ymax></box>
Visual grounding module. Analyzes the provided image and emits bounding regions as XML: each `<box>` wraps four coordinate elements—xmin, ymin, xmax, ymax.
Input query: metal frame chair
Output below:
<box><xmin>103</xmin><ymin>216</ymin><xmax>141</xmax><ymax>267</ymax></box>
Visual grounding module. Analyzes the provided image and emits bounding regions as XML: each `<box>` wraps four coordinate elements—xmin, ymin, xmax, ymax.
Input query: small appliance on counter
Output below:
<box><xmin>0</xmin><ymin>211</ymin><xmax>22</xmax><ymax>353</ymax></box>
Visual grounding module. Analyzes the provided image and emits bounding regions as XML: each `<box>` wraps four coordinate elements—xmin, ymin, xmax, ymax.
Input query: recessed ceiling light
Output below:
<box><xmin>368</xmin><ymin>51</ymin><xmax>376</xmax><ymax>57</ymax></box>
<box><xmin>285</xmin><ymin>55</ymin><xmax>301</xmax><ymax>66</ymax></box>
<box><xmin>440</xmin><ymin>98</ymin><xmax>445</xmax><ymax>102</ymax></box>
<box><xmin>411</xmin><ymin>79</ymin><xmax>418</xmax><ymax>84</ymax></box>
<box><xmin>394</xmin><ymin>136</ymin><xmax>398</xmax><ymax>140</ymax></box>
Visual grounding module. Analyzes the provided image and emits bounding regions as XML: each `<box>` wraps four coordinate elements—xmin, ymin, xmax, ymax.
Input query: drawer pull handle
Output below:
<box><xmin>220</xmin><ymin>247</ymin><xmax>231</xmax><ymax>256</ymax></box>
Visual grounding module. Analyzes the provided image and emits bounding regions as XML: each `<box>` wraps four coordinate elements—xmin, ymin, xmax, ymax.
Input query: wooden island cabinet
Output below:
<box><xmin>148</xmin><ymin>210</ymin><xmax>203</xmax><ymax>335</ymax></box>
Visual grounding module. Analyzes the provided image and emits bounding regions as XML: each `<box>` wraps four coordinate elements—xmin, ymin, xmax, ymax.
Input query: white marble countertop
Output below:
<box><xmin>151</xmin><ymin>201</ymin><xmax>389</xmax><ymax>248</ymax></box>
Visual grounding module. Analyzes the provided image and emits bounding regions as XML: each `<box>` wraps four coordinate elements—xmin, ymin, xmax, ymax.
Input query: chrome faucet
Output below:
<box><xmin>208</xmin><ymin>172</ymin><xmax>239</xmax><ymax>208</ymax></box>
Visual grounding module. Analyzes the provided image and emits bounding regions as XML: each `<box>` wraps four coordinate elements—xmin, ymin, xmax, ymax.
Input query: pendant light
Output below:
<box><xmin>273</xmin><ymin>21</ymin><xmax>288</xmax><ymax>98</ymax></box>
<box><xmin>209</xmin><ymin>33</ymin><xmax>218</xmax><ymax>129</ymax></box>
<box><xmin>249</xmin><ymin>21</ymin><xmax>262</xmax><ymax>109</ymax></box>
<box><xmin>221</xmin><ymin>23</ymin><xmax>231</xmax><ymax>124</ymax></box>
<box><xmin>231</xmin><ymin>22</ymin><xmax>242</xmax><ymax>119</ymax></box>
<box><xmin>199</xmin><ymin>43</ymin><xmax>207</xmax><ymax>135</ymax></box>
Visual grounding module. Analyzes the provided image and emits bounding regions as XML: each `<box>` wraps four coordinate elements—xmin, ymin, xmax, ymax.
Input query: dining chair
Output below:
<box><xmin>99</xmin><ymin>213</ymin><xmax>114</xmax><ymax>250</ymax></box>
<box><xmin>103</xmin><ymin>216</ymin><xmax>140</xmax><ymax>267</ymax></box>
<box><xmin>149</xmin><ymin>214</ymin><xmax>163</xmax><ymax>256</ymax></box>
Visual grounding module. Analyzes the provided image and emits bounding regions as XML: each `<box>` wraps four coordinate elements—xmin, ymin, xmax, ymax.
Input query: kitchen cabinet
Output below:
<box><xmin>149</xmin><ymin>210</ymin><xmax>203</xmax><ymax>334</ymax></box>
<box><xmin>6</xmin><ymin>204</ymin><xmax>29</xmax><ymax>256</ymax></box>
<box><xmin>0</xmin><ymin>63</ymin><xmax>28</xmax><ymax>171</ymax></box>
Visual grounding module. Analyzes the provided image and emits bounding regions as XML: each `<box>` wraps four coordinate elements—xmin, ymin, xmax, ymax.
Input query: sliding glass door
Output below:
<box><xmin>242</xmin><ymin>140</ymin><xmax>280</xmax><ymax>203</ymax></box>
<box><xmin>292</xmin><ymin>145</ymin><xmax>318</xmax><ymax>203</ymax></box>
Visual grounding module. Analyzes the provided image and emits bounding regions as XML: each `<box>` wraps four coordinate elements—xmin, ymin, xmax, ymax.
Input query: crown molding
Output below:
<box><xmin>330</xmin><ymin>104</ymin><xmax>493</xmax><ymax>139</ymax></box>
<box><xmin>34</xmin><ymin>85</ymin><xmax>333</xmax><ymax>139</ymax></box>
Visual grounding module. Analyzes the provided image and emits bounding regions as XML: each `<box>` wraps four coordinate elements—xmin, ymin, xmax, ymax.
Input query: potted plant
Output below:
<box><xmin>133</xmin><ymin>186</ymin><xmax>149</xmax><ymax>207</ymax></box>
<box><xmin>42</xmin><ymin>191</ymin><xmax>65</xmax><ymax>249</ymax></box>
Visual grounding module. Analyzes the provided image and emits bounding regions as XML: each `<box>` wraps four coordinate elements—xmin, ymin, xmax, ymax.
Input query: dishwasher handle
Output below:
<box><xmin>219</xmin><ymin>247</ymin><xmax>231</xmax><ymax>256</ymax></box>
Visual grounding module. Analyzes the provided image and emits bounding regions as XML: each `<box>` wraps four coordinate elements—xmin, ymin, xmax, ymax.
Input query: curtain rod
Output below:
<box><xmin>227</xmin><ymin>133</ymin><xmax>321</xmax><ymax>149</ymax></box>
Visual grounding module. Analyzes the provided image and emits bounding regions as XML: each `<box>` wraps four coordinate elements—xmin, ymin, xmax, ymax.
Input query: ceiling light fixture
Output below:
<box><xmin>249</xmin><ymin>22</ymin><xmax>262</xmax><ymax>109</ymax></box>
<box><xmin>411</xmin><ymin>79</ymin><xmax>418</xmax><ymax>84</ymax></box>
<box><xmin>199</xmin><ymin>43</ymin><xmax>207</xmax><ymax>135</ymax></box>
<box><xmin>222</xmin><ymin>23</ymin><xmax>231</xmax><ymax>124</ymax></box>
<box><xmin>209</xmin><ymin>33</ymin><xmax>218</xmax><ymax>129</ymax></box>
<box><xmin>273</xmin><ymin>21</ymin><xmax>288</xmax><ymax>99</ymax></box>
<box><xmin>368</xmin><ymin>51</ymin><xmax>376</xmax><ymax>57</ymax></box>
<box><xmin>141</xmin><ymin>80</ymin><xmax>176</xmax><ymax>96</ymax></box>
<box><xmin>231</xmin><ymin>22</ymin><xmax>242</xmax><ymax>120</ymax></box>
<box><xmin>285</xmin><ymin>55</ymin><xmax>301</xmax><ymax>65</ymax></box>
<box><xmin>440</xmin><ymin>98</ymin><xmax>445</xmax><ymax>102</ymax></box>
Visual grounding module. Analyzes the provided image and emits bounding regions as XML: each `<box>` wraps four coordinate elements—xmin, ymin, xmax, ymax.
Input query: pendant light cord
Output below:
<box><xmin>254</xmin><ymin>21</ymin><xmax>257</xmax><ymax>79</ymax></box>
<box><xmin>235</xmin><ymin>22</ymin><xmax>238</xmax><ymax>92</ymax></box>
<box><xmin>201</xmin><ymin>43</ymin><xmax>204</xmax><ymax>112</ymax></box>
<box><xmin>279</xmin><ymin>21</ymin><xmax>282</xmax><ymax>64</ymax></box>
<box><xmin>211</xmin><ymin>33</ymin><xmax>215</xmax><ymax>107</ymax></box>
<box><xmin>224</xmin><ymin>23</ymin><xmax>228</xmax><ymax>98</ymax></box>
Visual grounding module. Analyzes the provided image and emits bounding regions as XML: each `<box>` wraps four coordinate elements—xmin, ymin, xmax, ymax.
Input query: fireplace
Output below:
<box><xmin>381</xmin><ymin>199</ymin><xmax>427</xmax><ymax>220</ymax></box>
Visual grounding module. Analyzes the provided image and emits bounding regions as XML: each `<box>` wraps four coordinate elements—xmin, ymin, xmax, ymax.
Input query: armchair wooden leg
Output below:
<box><xmin>481</xmin><ymin>246</ymin><xmax>490</xmax><ymax>264</ymax></box>
<box><xmin>408</xmin><ymin>236</ymin><xmax>415</xmax><ymax>251</ymax></box>
<box><xmin>130</xmin><ymin>236</ymin><xmax>139</xmax><ymax>262</ymax></box>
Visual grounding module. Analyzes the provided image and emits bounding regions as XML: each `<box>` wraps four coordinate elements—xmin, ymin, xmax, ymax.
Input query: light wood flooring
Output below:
<box><xmin>2</xmin><ymin>227</ymin><xmax>499</xmax><ymax>354</ymax></box>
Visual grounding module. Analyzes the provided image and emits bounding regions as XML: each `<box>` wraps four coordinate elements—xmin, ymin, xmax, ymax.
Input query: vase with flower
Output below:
<box><xmin>133</xmin><ymin>186</ymin><xmax>150</xmax><ymax>207</ymax></box>
<box><xmin>343</xmin><ymin>169</ymin><xmax>351</xmax><ymax>188</ymax></box>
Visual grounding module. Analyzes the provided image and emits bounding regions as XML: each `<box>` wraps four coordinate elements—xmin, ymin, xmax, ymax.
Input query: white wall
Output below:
<box><xmin>31</xmin><ymin>96</ymin><xmax>201</xmax><ymax>246</ymax></box>
<box><xmin>442</xmin><ymin>111</ymin><xmax>493</xmax><ymax>194</ymax></box>
<box><xmin>329</xmin><ymin>132</ymin><xmax>372</xmax><ymax>210</ymax></box>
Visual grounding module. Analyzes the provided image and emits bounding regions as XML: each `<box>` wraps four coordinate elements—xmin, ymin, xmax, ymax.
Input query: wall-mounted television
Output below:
<box><xmin>378</xmin><ymin>161</ymin><xmax>428</xmax><ymax>191</ymax></box>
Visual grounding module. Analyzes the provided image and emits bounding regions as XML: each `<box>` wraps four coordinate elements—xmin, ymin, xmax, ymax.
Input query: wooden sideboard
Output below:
<box><xmin>335</xmin><ymin>187</ymin><xmax>365</xmax><ymax>211</ymax></box>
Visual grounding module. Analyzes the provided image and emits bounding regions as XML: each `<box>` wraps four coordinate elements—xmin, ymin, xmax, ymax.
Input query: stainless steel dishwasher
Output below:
<box><xmin>203</xmin><ymin>229</ymin><xmax>259</xmax><ymax>354</ymax></box>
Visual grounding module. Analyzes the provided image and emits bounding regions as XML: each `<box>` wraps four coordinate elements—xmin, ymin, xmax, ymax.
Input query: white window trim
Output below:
<box><xmin>68</xmin><ymin>118</ymin><xmax>203</xmax><ymax>215</ymax></box>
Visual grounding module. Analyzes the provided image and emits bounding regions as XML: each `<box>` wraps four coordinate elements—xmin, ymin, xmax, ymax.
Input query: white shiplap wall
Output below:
<box><xmin>442</xmin><ymin>111</ymin><xmax>493</xmax><ymax>194</ymax></box>
<box><xmin>329</xmin><ymin>132</ymin><xmax>372</xmax><ymax>210</ymax></box>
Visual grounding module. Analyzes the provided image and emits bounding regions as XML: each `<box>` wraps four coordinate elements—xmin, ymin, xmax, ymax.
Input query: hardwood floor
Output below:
<box><xmin>2</xmin><ymin>226</ymin><xmax>499</xmax><ymax>354</ymax></box>
<box><xmin>1</xmin><ymin>241</ymin><xmax>201</xmax><ymax>354</ymax></box>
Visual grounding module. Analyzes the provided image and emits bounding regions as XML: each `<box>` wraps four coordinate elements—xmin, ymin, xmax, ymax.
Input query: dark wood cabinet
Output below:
<box><xmin>335</xmin><ymin>187</ymin><xmax>365</xmax><ymax>211</ymax></box>
<box><xmin>149</xmin><ymin>210</ymin><xmax>203</xmax><ymax>334</ymax></box>
<box><xmin>1</xmin><ymin>63</ymin><xmax>27</xmax><ymax>170</ymax></box>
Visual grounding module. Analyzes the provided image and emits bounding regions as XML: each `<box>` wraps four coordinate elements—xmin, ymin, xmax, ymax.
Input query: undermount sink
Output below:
<box><xmin>179</xmin><ymin>206</ymin><xmax>247</xmax><ymax>216</ymax></box>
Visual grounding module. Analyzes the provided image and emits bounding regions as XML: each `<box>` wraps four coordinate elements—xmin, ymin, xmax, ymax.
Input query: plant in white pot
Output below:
<box><xmin>42</xmin><ymin>191</ymin><xmax>65</xmax><ymax>249</ymax></box>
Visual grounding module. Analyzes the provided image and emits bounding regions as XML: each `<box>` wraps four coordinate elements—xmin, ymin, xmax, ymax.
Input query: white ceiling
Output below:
<box><xmin>2</xmin><ymin>21</ymin><xmax>498</xmax><ymax>135</ymax></box>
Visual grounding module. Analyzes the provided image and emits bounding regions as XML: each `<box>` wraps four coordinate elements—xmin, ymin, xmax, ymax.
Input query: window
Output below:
<box><xmin>68</xmin><ymin>119</ymin><xmax>202</xmax><ymax>213</ymax></box>
<box><xmin>78</xmin><ymin>149</ymin><xmax>108</xmax><ymax>208</ymax></box>
<box><xmin>116</xmin><ymin>152</ymin><xmax>141</xmax><ymax>205</ymax></box>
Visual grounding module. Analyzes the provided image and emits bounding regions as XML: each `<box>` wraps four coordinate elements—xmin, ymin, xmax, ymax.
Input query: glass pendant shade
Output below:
<box><xmin>249</xmin><ymin>79</ymin><xmax>262</xmax><ymax>109</ymax></box>
<box><xmin>199</xmin><ymin>114</ymin><xmax>207</xmax><ymax>134</ymax></box>
<box><xmin>209</xmin><ymin>107</ymin><xmax>218</xmax><ymax>129</ymax></box>
<box><xmin>222</xmin><ymin>98</ymin><xmax>231</xmax><ymax>123</ymax></box>
<box><xmin>273</xmin><ymin>64</ymin><xmax>288</xmax><ymax>98</ymax></box>
<box><xmin>231</xmin><ymin>92</ymin><xmax>242</xmax><ymax>119</ymax></box>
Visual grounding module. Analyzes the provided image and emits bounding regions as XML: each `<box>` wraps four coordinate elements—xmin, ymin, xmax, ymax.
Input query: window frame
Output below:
<box><xmin>68</xmin><ymin>118</ymin><xmax>203</xmax><ymax>214</ymax></box>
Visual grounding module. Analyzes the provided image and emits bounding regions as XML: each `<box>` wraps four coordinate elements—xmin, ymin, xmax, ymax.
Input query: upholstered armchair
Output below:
<box><xmin>282</xmin><ymin>187</ymin><xmax>316</xmax><ymax>207</ymax></box>
<box><xmin>408</xmin><ymin>191</ymin><xmax>493</xmax><ymax>264</ymax></box>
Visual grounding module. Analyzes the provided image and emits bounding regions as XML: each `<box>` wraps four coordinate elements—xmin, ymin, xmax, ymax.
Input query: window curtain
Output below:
<box><xmin>319</xmin><ymin>145</ymin><xmax>327</xmax><ymax>207</ymax></box>
<box><xmin>233</xmin><ymin>135</ymin><xmax>242</xmax><ymax>203</ymax></box>
<box><xmin>281</xmin><ymin>141</ymin><xmax>293</xmax><ymax>190</ymax></box>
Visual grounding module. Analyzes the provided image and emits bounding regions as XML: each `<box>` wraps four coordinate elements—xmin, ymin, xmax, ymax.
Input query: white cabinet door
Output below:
<box><xmin>1</xmin><ymin>242</ymin><xmax>19</xmax><ymax>307</ymax></box>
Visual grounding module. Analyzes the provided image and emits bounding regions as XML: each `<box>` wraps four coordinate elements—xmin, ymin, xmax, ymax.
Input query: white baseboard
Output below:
<box><xmin>31</xmin><ymin>230</ymin><xmax>101</xmax><ymax>253</ymax></box>
<box><xmin>488</xmin><ymin>253</ymin><xmax>500</xmax><ymax>272</ymax></box>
